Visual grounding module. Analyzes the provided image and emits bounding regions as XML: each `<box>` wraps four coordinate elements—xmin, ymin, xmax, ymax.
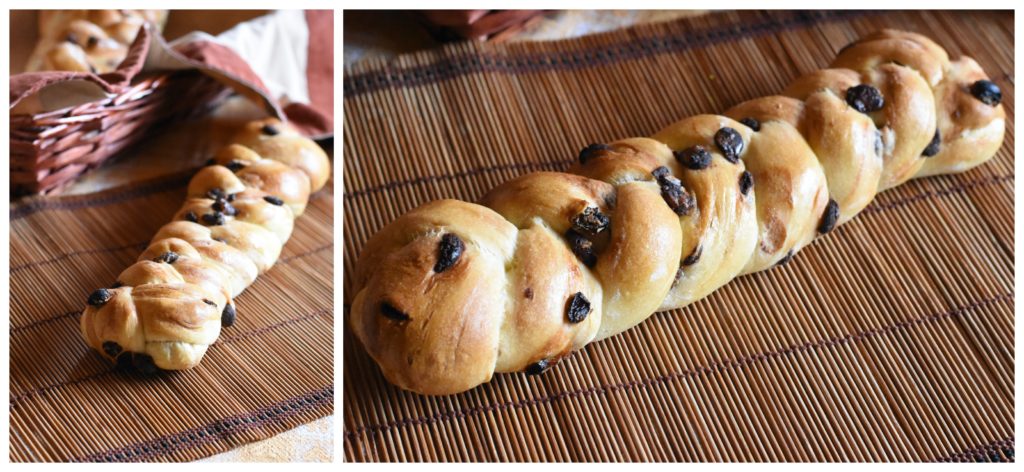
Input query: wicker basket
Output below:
<box><xmin>10</xmin><ymin>70</ymin><xmax>229</xmax><ymax>196</ymax></box>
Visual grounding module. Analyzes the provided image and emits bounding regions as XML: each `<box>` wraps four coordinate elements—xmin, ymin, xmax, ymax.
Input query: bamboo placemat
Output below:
<box><xmin>342</xmin><ymin>10</ymin><xmax>1014</xmax><ymax>462</ymax></box>
<box><xmin>10</xmin><ymin>156</ymin><xmax>335</xmax><ymax>461</ymax></box>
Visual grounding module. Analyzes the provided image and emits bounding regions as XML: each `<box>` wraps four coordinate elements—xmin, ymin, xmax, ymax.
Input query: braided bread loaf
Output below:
<box><xmin>80</xmin><ymin>119</ymin><xmax>331</xmax><ymax>373</ymax></box>
<box><xmin>350</xmin><ymin>30</ymin><xmax>1006</xmax><ymax>395</ymax></box>
<box><xmin>26</xmin><ymin>10</ymin><xmax>168</xmax><ymax>73</ymax></box>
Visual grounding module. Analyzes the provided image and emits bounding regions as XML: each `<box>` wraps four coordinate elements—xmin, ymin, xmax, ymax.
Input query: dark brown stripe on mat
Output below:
<box><xmin>9</xmin><ymin>171</ymin><xmax>193</xmax><ymax>221</ymax></box>
<box><xmin>278</xmin><ymin>243</ymin><xmax>333</xmax><ymax>263</ymax></box>
<box><xmin>216</xmin><ymin>309</ymin><xmax>331</xmax><ymax>344</ymax></box>
<box><xmin>9</xmin><ymin>309</ymin><xmax>81</xmax><ymax>335</ymax></box>
<box><xmin>10</xmin><ymin>245</ymin><xmax>334</xmax><ymax>334</ymax></box>
<box><xmin>10</xmin><ymin>241</ymin><xmax>149</xmax><ymax>275</ymax></box>
<box><xmin>75</xmin><ymin>385</ymin><xmax>333</xmax><ymax>462</ymax></box>
<box><xmin>10</xmin><ymin>308</ymin><xmax>330</xmax><ymax>408</ymax></box>
<box><xmin>938</xmin><ymin>438</ymin><xmax>1014</xmax><ymax>462</ymax></box>
<box><xmin>344</xmin><ymin>292</ymin><xmax>1011</xmax><ymax>441</ymax></box>
<box><xmin>343</xmin><ymin>11</ymin><xmax>873</xmax><ymax>98</ymax></box>
<box><xmin>860</xmin><ymin>174</ymin><xmax>1015</xmax><ymax>215</ymax></box>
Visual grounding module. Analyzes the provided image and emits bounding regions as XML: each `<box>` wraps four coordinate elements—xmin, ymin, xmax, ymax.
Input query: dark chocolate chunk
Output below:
<box><xmin>654</xmin><ymin>169</ymin><xmax>695</xmax><ymax>216</ymax></box>
<box><xmin>683</xmin><ymin>245</ymin><xmax>703</xmax><ymax>266</ymax></box>
<box><xmin>154</xmin><ymin>251</ymin><xmax>179</xmax><ymax>264</ymax></box>
<box><xmin>818</xmin><ymin>199</ymin><xmax>840</xmax><ymax>235</ymax></box>
<box><xmin>88</xmin><ymin>288</ymin><xmax>113</xmax><ymax>307</ymax></box>
<box><xmin>578</xmin><ymin>143</ymin><xmax>611</xmax><ymax>164</ymax></box>
<box><xmin>115</xmin><ymin>352</ymin><xmax>134</xmax><ymax>370</ymax></box>
<box><xmin>201</xmin><ymin>212</ymin><xmax>225</xmax><ymax>226</ymax></box>
<box><xmin>524</xmin><ymin>288</ymin><xmax>534</xmax><ymax>299</ymax></box>
<box><xmin>212</xmin><ymin>198</ymin><xmax>237</xmax><ymax>216</ymax></box>
<box><xmin>263</xmin><ymin>195</ymin><xmax>285</xmax><ymax>206</ymax></box>
<box><xmin>714</xmin><ymin>127</ymin><xmax>744</xmax><ymax>163</ymax></box>
<box><xmin>674</xmin><ymin>145</ymin><xmax>712</xmax><ymax>170</ymax></box>
<box><xmin>740</xmin><ymin>117</ymin><xmax>761</xmax><ymax>131</ymax></box>
<box><xmin>970</xmin><ymin>79</ymin><xmax>1002</xmax><ymax>106</ymax></box>
<box><xmin>132</xmin><ymin>353</ymin><xmax>159</xmax><ymax>375</ymax></box>
<box><xmin>776</xmin><ymin>249</ymin><xmax>795</xmax><ymax>266</ymax></box>
<box><xmin>87</xmin><ymin>36</ymin><xmax>99</xmax><ymax>48</ymax></box>
<box><xmin>184</xmin><ymin>211</ymin><xmax>198</xmax><ymax>223</ymax></box>
<box><xmin>434</xmin><ymin>233</ymin><xmax>465</xmax><ymax>273</ymax></box>
<box><xmin>845</xmin><ymin>84</ymin><xmax>885</xmax><ymax>113</ymax></box>
<box><xmin>381</xmin><ymin>302</ymin><xmax>410</xmax><ymax>321</ymax></box>
<box><xmin>571</xmin><ymin>207</ymin><xmax>610</xmax><ymax>238</ymax></box>
<box><xmin>566</xmin><ymin>292</ymin><xmax>591</xmax><ymax>324</ymax></box>
<box><xmin>525</xmin><ymin>359</ymin><xmax>550</xmax><ymax>376</ymax></box>
<box><xmin>261</xmin><ymin>124</ymin><xmax>280</xmax><ymax>136</ymax></box>
<box><xmin>227</xmin><ymin>193</ymin><xmax>236</xmax><ymax>202</ymax></box>
<box><xmin>226</xmin><ymin>160</ymin><xmax>247</xmax><ymax>172</ymax></box>
<box><xmin>922</xmin><ymin>129</ymin><xmax>941</xmax><ymax>157</ymax></box>
<box><xmin>739</xmin><ymin>171</ymin><xmax>754</xmax><ymax>196</ymax></box>
<box><xmin>222</xmin><ymin>304</ymin><xmax>237</xmax><ymax>327</ymax></box>
<box><xmin>202</xmin><ymin>299</ymin><xmax>217</xmax><ymax>307</ymax></box>
<box><xmin>102</xmin><ymin>341</ymin><xmax>122</xmax><ymax>357</ymax></box>
<box><xmin>566</xmin><ymin>229</ymin><xmax>597</xmax><ymax>267</ymax></box>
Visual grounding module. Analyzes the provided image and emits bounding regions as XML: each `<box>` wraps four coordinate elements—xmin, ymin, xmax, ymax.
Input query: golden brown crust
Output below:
<box><xmin>497</xmin><ymin>223</ymin><xmax>602</xmax><ymax>372</ymax></box>
<box><xmin>862</xmin><ymin>64</ymin><xmax>936</xmax><ymax>188</ymax></box>
<box><xmin>350</xmin><ymin>30</ymin><xmax>1005</xmax><ymax>395</ymax></box>
<box><xmin>232</xmin><ymin>119</ymin><xmax>333</xmax><ymax>192</ymax></box>
<box><xmin>480</xmin><ymin>172</ymin><xmax>615</xmax><ymax>232</ymax></box>
<box><xmin>833</xmin><ymin>37</ymin><xmax>945</xmax><ymax>87</ymax></box>
<box><xmin>350</xmin><ymin>200</ymin><xmax>517</xmax><ymax>394</ymax></box>
<box><xmin>79</xmin><ymin>119</ymin><xmax>330</xmax><ymax>371</ymax></box>
<box><xmin>917</xmin><ymin>57</ymin><xmax>1007</xmax><ymax>177</ymax></box>
<box><xmin>651</xmin><ymin>115</ymin><xmax>759</xmax><ymax>302</ymax></box>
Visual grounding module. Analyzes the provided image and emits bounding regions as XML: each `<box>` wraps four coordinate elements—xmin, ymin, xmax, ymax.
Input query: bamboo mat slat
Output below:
<box><xmin>342</xmin><ymin>10</ymin><xmax>1014</xmax><ymax>462</ymax></box>
<box><xmin>9</xmin><ymin>162</ymin><xmax>335</xmax><ymax>462</ymax></box>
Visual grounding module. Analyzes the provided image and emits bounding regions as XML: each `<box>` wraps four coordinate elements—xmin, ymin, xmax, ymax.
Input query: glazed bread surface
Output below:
<box><xmin>80</xmin><ymin>119</ymin><xmax>331</xmax><ymax>372</ymax></box>
<box><xmin>350</xmin><ymin>30</ymin><xmax>1005</xmax><ymax>395</ymax></box>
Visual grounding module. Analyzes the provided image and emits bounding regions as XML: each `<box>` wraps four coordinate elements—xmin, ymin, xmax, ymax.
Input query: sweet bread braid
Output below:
<box><xmin>349</xmin><ymin>30</ymin><xmax>1006</xmax><ymax>395</ymax></box>
<box><xmin>26</xmin><ymin>10</ymin><xmax>168</xmax><ymax>73</ymax></box>
<box><xmin>80</xmin><ymin>119</ymin><xmax>331</xmax><ymax>373</ymax></box>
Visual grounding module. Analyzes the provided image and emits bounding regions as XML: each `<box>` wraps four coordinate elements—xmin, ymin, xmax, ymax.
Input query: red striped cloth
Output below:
<box><xmin>10</xmin><ymin>10</ymin><xmax>333</xmax><ymax>139</ymax></box>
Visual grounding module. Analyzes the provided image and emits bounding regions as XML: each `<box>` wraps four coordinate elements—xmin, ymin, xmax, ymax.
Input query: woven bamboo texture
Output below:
<box><xmin>10</xmin><ymin>165</ymin><xmax>334</xmax><ymax>461</ymax></box>
<box><xmin>342</xmin><ymin>10</ymin><xmax>1014</xmax><ymax>462</ymax></box>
